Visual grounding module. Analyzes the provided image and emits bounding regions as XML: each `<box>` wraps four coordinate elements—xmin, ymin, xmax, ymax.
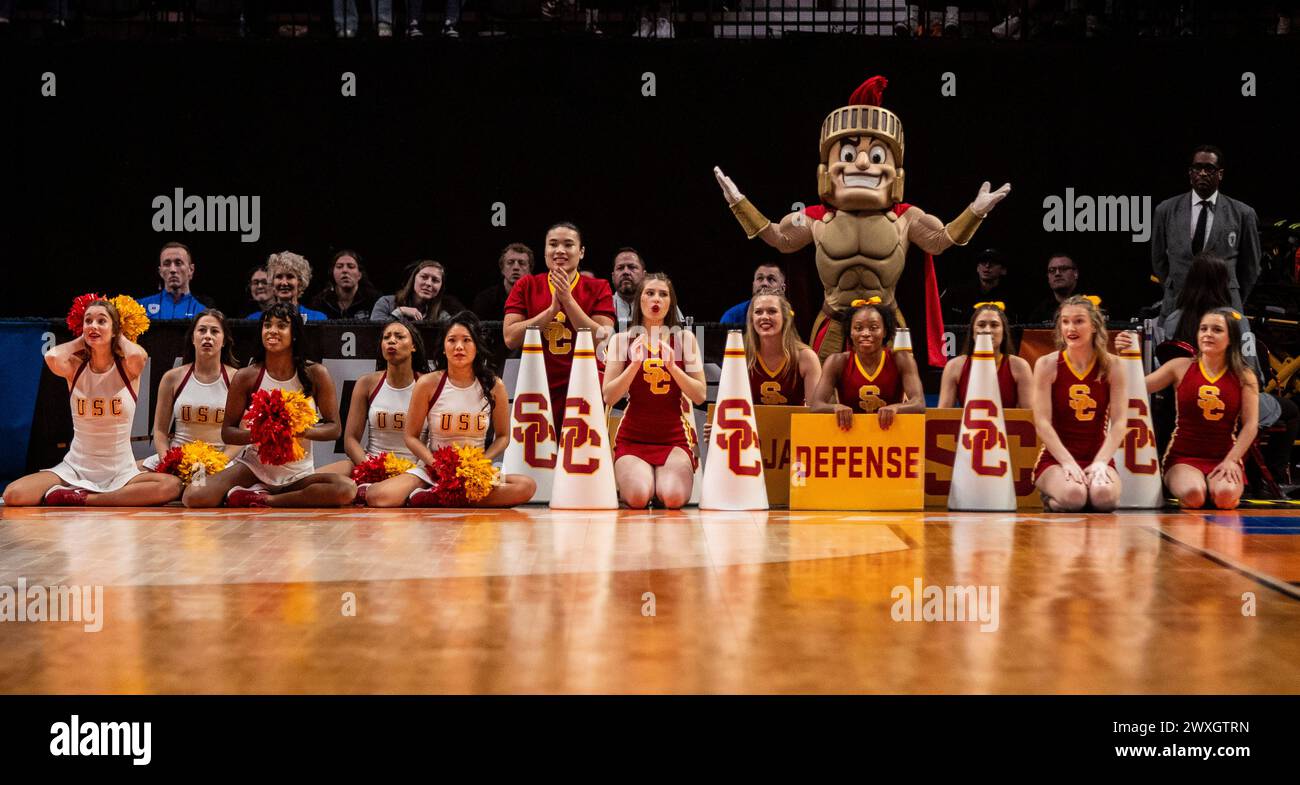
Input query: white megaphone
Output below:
<box><xmin>700</xmin><ymin>331</ymin><xmax>769</xmax><ymax>510</ymax></box>
<box><xmin>1116</xmin><ymin>331</ymin><xmax>1164</xmax><ymax>509</ymax></box>
<box><xmin>549</xmin><ymin>328</ymin><xmax>619</xmax><ymax>510</ymax></box>
<box><xmin>949</xmin><ymin>332</ymin><xmax>1017</xmax><ymax>511</ymax></box>
<box><xmin>502</xmin><ymin>327</ymin><xmax>556</xmax><ymax>503</ymax></box>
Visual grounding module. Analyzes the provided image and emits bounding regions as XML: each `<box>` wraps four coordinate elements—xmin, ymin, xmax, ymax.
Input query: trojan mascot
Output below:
<box><xmin>714</xmin><ymin>75</ymin><xmax>1011</xmax><ymax>362</ymax></box>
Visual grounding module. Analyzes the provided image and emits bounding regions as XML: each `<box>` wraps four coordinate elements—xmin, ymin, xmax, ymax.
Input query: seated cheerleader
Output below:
<box><xmin>937</xmin><ymin>302</ymin><xmax>1034</xmax><ymax>409</ymax></box>
<box><xmin>143</xmin><ymin>311</ymin><xmax>242</xmax><ymax>470</ymax></box>
<box><xmin>745</xmin><ymin>287</ymin><xmax>821</xmax><ymax>406</ymax></box>
<box><xmin>2</xmin><ymin>299</ymin><xmax>181</xmax><ymax>506</ymax></box>
<box><xmin>183</xmin><ymin>303</ymin><xmax>356</xmax><ymax>508</ymax></box>
<box><xmin>319</xmin><ymin>318</ymin><xmax>430</xmax><ymax>501</ymax></box>
<box><xmin>1117</xmin><ymin>308</ymin><xmax>1259</xmax><ymax>510</ymax></box>
<box><xmin>1031</xmin><ymin>295</ymin><xmax>1127</xmax><ymax>512</ymax></box>
<box><xmin>603</xmin><ymin>273</ymin><xmax>708</xmax><ymax>509</ymax></box>
<box><xmin>366</xmin><ymin>312</ymin><xmax>536</xmax><ymax>507</ymax></box>
<box><xmin>810</xmin><ymin>298</ymin><xmax>925</xmax><ymax>431</ymax></box>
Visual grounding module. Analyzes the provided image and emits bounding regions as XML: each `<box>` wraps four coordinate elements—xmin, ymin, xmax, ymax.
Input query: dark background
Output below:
<box><xmin>4</xmin><ymin>35</ymin><xmax>1298</xmax><ymax>328</ymax></box>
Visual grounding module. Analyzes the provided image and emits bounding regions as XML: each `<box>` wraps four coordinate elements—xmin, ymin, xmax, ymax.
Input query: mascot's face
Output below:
<box><xmin>827</xmin><ymin>135</ymin><xmax>897</xmax><ymax>211</ymax></box>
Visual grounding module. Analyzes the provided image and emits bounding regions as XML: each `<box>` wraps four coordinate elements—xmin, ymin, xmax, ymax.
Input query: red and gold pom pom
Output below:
<box><xmin>154</xmin><ymin>446</ymin><xmax>185</xmax><ymax>476</ymax></box>
<box><xmin>110</xmin><ymin>294</ymin><xmax>150</xmax><ymax>343</ymax></box>
<box><xmin>66</xmin><ymin>292</ymin><xmax>106</xmax><ymax>337</ymax></box>
<box><xmin>427</xmin><ymin>445</ymin><xmax>469</xmax><ymax>506</ymax></box>
<box><xmin>454</xmin><ymin>444</ymin><xmax>499</xmax><ymax>503</ymax></box>
<box><xmin>351</xmin><ymin>452</ymin><xmax>418</xmax><ymax>484</ymax></box>
<box><xmin>245</xmin><ymin>389</ymin><xmax>319</xmax><ymax>466</ymax></box>
<box><xmin>152</xmin><ymin>441</ymin><xmax>229</xmax><ymax>486</ymax></box>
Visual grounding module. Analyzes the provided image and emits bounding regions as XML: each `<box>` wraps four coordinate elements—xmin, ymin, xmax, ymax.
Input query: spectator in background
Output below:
<box><xmin>721</xmin><ymin>263</ymin><xmax>785</xmax><ymax>326</ymax></box>
<box><xmin>472</xmin><ymin>243</ymin><xmax>533</xmax><ymax>322</ymax></box>
<box><xmin>1027</xmin><ymin>253</ymin><xmax>1080</xmax><ymax>324</ymax></box>
<box><xmin>611</xmin><ymin>247</ymin><xmax>683</xmax><ymax>331</ymax></box>
<box><xmin>137</xmin><ymin>242</ymin><xmax>214</xmax><ymax>321</ymax></box>
<box><xmin>248</xmin><ymin>251</ymin><xmax>328</xmax><ymax>321</ymax></box>
<box><xmin>1153</xmin><ymin>145</ymin><xmax>1261</xmax><ymax>317</ymax></box>
<box><xmin>944</xmin><ymin>248</ymin><xmax>1015</xmax><ymax>323</ymax></box>
<box><xmin>245</xmin><ymin>265</ymin><xmax>273</xmax><ymax>315</ymax></box>
<box><xmin>310</xmin><ymin>249</ymin><xmax>380</xmax><ymax>320</ymax></box>
<box><xmin>372</xmin><ymin>260</ymin><xmax>465</xmax><ymax>323</ymax></box>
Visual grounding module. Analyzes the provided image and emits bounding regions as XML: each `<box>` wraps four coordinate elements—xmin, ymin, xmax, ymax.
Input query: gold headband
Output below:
<box><xmin>973</xmin><ymin>301</ymin><xmax>1005</xmax><ymax>311</ymax></box>
<box><xmin>851</xmin><ymin>296</ymin><xmax>882</xmax><ymax>307</ymax></box>
<box><xmin>1082</xmin><ymin>295</ymin><xmax>1102</xmax><ymax>308</ymax></box>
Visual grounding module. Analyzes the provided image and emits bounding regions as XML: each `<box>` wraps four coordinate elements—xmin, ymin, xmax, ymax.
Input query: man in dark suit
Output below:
<box><xmin>1152</xmin><ymin>145</ymin><xmax>1260</xmax><ymax>316</ymax></box>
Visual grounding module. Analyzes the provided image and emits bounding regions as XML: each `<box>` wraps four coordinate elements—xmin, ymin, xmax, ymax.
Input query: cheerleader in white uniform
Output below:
<box><xmin>182</xmin><ymin>303</ymin><xmax>356</xmax><ymax>508</ymax></box>
<box><xmin>142</xmin><ymin>311</ymin><xmax>242</xmax><ymax>470</ymax></box>
<box><xmin>366</xmin><ymin>312</ymin><xmax>536</xmax><ymax>507</ymax></box>
<box><xmin>319</xmin><ymin>319</ymin><xmax>431</xmax><ymax>497</ymax></box>
<box><xmin>2</xmin><ymin>299</ymin><xmax>181</xmax><ymax>506</ymax></box>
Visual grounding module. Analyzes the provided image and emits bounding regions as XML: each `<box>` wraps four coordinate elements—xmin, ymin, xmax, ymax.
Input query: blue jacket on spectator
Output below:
<box><xmin>247</xmin><ymin>304</ymin><xmax>328</xmax><ymax>322</ymax></box>
<box><xmin>137</xmin><ymin>292</ymin><xmax>210</xmax><ymax>321</ymax></box>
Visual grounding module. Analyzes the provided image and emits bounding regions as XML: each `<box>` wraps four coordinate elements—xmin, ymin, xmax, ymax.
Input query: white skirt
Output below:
<box><xmin>47</xmin><ymin>459</ymin><xmax>146</xmax><ymax>494</ymax></box>
<box><xmin>235</xmin><ymin>445</ymin><xmax>316</xmax><ymax>490</ymax></box>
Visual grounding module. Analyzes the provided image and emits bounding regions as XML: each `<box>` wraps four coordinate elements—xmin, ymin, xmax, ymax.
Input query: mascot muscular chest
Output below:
<box><xmin>814</xmin><ymin>210</ymin><xmax>906</xmax><ymax>310</ymax></box>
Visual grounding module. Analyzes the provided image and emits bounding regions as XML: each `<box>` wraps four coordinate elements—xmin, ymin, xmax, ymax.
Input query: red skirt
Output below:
<box><xmin>1032</xmin><ymin>450</ymin><xmax>1115</xmax><ymax>483</ymax></box>
<box><xmin>613</xmin><ymin>436</ymin><xmax>698</xmax><ymax>471</ymax></box>
<box><xmin>1164</xmin><ymin>456</ymin><xmax>1222</xmax><ymax>476</ymax></box>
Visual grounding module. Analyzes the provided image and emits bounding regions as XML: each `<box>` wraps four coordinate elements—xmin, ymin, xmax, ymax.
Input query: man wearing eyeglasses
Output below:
<box><xmin>1027</xmin><ymin>253</ymin><xmax>1080</xmax><ymax>324</ymax></box>
<box><xmin>1152</xmin><ymin>145</ymin><xmax>1260</xmax><ymax>316</ymax></box>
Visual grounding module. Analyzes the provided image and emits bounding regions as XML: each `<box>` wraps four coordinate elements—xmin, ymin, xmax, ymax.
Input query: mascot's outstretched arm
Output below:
<box><xmin>906</xmin><ymin>181</ymin><xmax>1013</xmax><ymax>253</ymax></box>
<box><xmin>713</xmin><ymin>166</ymin><xmax>814</xmax><ymax>253</ymax></box>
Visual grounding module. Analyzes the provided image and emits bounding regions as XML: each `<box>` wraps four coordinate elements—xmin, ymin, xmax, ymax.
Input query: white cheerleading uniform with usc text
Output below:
<box><xmin>142</xmin><ymin>364</ymin><xmax>230</xmax><ymax>471</ymax></box>
<box><xmin>47</xmin><ymin>359</ymin><xmax>144</xmax><ymax>493</ymax></box>
<box><xmin>364</xmin><ymin>372</ymin><xmax>423</xmax><ymax>461</ymax></box>
<box><xmin>406</xmin><ymin>373</ymin><xmax>492</xmax><ymax>483</ymax></box>
<box><xmin>235</xmin><ymin>366</ymin><xmax>317</xmax><ymax>488</ymax></box>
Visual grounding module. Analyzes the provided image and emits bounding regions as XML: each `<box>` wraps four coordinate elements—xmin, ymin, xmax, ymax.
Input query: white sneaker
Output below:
<box><xmin>407</xmin><ymin>21</ymin><xmax>423</xmax><ymax>37</ymax></box>
<box><xmin>634</xmin><ymin>15</ymin><xmax>652</xmax><ymax>37</ymax></box>
<box><xmin>655</xmin><ymin>16</ymin><xmax>673</xmax><ymax>38</ymax></box>
<box><xmin>442</xmin><ymin>21</ymin><xmax>459</xmax><ymax>37</ymax></box>
<box><xmin>991</xmin><ymin>14</ymin><xmax>1020</xmax><ymax>38</ymax></box>
<box><xmin>944</xmin><ymin>5</ymin><xmax>959</xmax><ymax>35</ymax></box>
<box><xmin>378</xmin><ymin>21</ymin><xmax>393</xmax><ymax>36</ymax></box>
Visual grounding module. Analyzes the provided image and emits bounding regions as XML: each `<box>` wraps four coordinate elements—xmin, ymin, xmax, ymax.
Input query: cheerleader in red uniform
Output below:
<box><xmin>937</xmin><ymin>302</ymin><xmax>1034</xmax><ymax>409</ymax></box>
<box><xmin>1031</xmin><ymin>295</ymin><xmax>1127</xmax><ymax>512</ymax></box>
<box><xmin>1118</xmin><ymin>308</ymin><xmax>1258</xmax><ymax>509</ymax></box>
<box><xmin>320</xmin><ymin>318</ymin><xmax>431</xmax><ymax>499</ymax></box>
<box><xmin>2</xmin><ymin>299</ymin><xmax>181</xmax><ymax>506</ymax></box>
<box><xmin>810</xmin><ymin>298</ymin><xmax>924</xmax><ymax>431</ymax></box>
<box><xmin>603</xmin><ymin>273</ymin><xmax>707</xmax><ymax>509</ymax></box>
<box><xmin>745</xmin><ymin>288</ymin><xmax>821</xmax><ymax>406</ymax></box>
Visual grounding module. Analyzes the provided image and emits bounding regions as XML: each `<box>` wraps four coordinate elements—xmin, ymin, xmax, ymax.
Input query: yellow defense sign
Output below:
<box><xmin>789</xmin><ymin>413</ymin><xmax>925</xmax><ymax>510</ymax></box>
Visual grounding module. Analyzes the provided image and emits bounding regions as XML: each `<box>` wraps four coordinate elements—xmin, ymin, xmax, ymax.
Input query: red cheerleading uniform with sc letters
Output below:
<box><xmin>749</xmin><ymin>354</ymin><xmax>806</xmax><ymax>406</ymax></box>
<box><xmin>1163</xmin><ymin>360</ymin><xmax>1243</xmax><ymax>475</ymax></box>
<box><xmin>1033</xmin><ymin>351</ymin><xmax>1111</xmax><ymax>481</ymax></box>
<box><xmin>837</xmin><ymin>348</ymin><xmax>903</xmax><ymax>414</ymax></box>
<box><xmin>955</xmin><ymin>354</ymin><xmax>1018</xmax><ymax>408</ymax></box>
<box><xmin>504</xmin><ymin>271</ymin><xmax>616</xmax><ymax>411</ymax></box>
<box><xmin>613</xmin><ymin>339</ymin><xmax>698</xmax><ymax>470</ymax></box>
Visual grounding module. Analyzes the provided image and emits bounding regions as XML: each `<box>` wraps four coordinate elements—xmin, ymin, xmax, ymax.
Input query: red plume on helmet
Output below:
<box><xmin>848</xmin><ymin>75</ymin><xmax>888</xmax><ymax>106</ymax></box>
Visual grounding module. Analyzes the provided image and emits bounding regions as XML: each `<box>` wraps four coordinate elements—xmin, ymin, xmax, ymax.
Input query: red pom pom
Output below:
<box><xmin>245</xmin><ymin>389</ymin><xmax>300</xmax><ymax>466</ymax></box>
<box><xmin>351</xmin><ymin>453</ymin><xmax>390</xmax><ymax>485</ymax></box>
<box><xmin>848</xmin><ymin>75</ymin><xmax>888</xmax><ymax>107</ymax></box>
<box><xmin>66</xmin><ymin>292</ymin><xmax>106</xmax><ymax>337</ymax></box>
<box><xmin>153</xmin><ymin>446</ymin><xmax>184</xmax><ymax>476</ymax></box>
<box><xmin>427</xmin><ymin>446</ymin><xmax>469</xmax><ymax>506</ymax></box>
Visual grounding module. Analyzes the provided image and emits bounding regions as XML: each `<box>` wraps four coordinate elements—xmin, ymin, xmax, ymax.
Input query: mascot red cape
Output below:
<box><xmin>714</xmin><ymin>75</ymin><xmax>1011</xmax><ymax>366</ymax></box>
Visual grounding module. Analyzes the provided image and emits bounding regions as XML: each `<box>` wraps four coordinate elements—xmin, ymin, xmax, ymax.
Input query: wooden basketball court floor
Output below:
<box><xmin>0</xmin><ymin>505</ymin><xmax>1298</xmax><ymax>694</ymax></box>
